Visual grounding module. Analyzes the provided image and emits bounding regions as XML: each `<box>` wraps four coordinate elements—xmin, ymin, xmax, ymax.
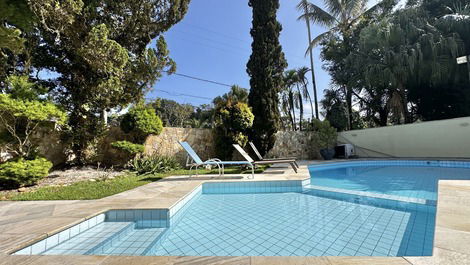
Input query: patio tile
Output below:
<box><xmin>405</xmin><ymin>247</ymin><xmax>470</xmax><ymax>265</ymax></box>
<box><xmin>327</xmin><ymin>257</ymin><xmax>410</xmax><ymax>265</ymax></box>
<box><xmin>251</xmin><ymin>256</ymin><xmax>331</xmax><ymax>265</ymax></box>
<box><xmin>433</xmin><ymin>227</ymin><xmax>470</xmax><ymax>255</ymax></box>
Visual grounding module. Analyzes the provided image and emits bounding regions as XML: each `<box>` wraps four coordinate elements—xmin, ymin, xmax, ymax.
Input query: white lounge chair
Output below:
<box><xmin>178</xmin><ymin>141</ymin><xmax>255</xmax><ymax>177</ymax></box>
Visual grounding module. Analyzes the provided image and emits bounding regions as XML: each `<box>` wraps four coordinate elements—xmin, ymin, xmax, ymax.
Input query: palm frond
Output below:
<box><xmin>323</xmin><ymin>0</ymin><xmax>344</xmax><ymax>18</ymax></box>
<box><xmin>305</xmin><ymin>31</ymin><xmax>334</xmax><ymax>56</ymax></box>
<box><xmin>296</xmin><ymin>0</ymin><xmax>310</xmax><ymax>14</ymax></box>
<box><xmin>355</xmin><ymin>0</ymin><xmax>397</xmax><ymax>24</ymax></box>
<box><xmin>298</xmin><ymin>1</ymin><xmax>337</xmax><ymax>27</ymax></box>
<box><xmin>344</xmin><ymin>0</ymin><xmax>368</xmax><ymax>21</ymax></box>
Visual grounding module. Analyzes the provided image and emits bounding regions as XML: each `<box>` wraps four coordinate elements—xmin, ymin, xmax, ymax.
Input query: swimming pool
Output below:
<box><xmin>13</xmin><ymin>160</ymin><xmax>470</xmax><ymax>257</ymax></box>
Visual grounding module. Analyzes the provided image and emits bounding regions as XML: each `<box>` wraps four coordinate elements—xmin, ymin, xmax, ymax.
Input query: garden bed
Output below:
<box><xmin>0</xmin><ymin>165</ymin><xmax>269</xmax><ymax>201</ymax></box>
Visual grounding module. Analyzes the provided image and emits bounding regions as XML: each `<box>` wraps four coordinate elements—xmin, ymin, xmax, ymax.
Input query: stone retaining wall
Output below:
<box><xmin>2</xmin><ymin>127</ymin><xmax>319</xmax><ymax>167</ymax></box>
<box><xmin>143</xmin><ymin>128</ymin><xmax>320</xmax><ymax>163</ymax></box>
<box><xmin>267</xmin><ymin>131</ymin><xmax>320</xmax><ymax>160</ymax></box>
<box><xmin>144</xmin><ymin>127</ymin><xmax>217</xmax><ymax>165</ymax></box>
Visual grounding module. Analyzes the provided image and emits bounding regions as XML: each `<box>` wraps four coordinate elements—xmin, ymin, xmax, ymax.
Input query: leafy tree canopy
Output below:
<box><xmin>214</xmin><ymin>101</ymin><xmax>254</xmax><ymax>160</ymax></box>
<box><xmin>213</xmin><ymin>85</ymin><xmax>249</xmax><ymax>107</ymax></box>
<box><xmin>152</xmin><ymin>98</ymin><xmax>195</xmax><ymax>128</ymax></box>
<box><xmin>120</xmin><ymin>104</ymin><xmax>163</xmax><ymax>140</ymax></box>
<box><xmin>318</xmin><ymin>0</ymin><xmax>470</xmax><ymax>128</ymax></box>
<box><xmin>21</xmin><ymin>0</ymin><xmax>190</xmax><ymax>164</ymax></box>
<box><xmin>0</xmin><ymin>75</ymin><xmax>66</xmax><ymax>158</ymax></box>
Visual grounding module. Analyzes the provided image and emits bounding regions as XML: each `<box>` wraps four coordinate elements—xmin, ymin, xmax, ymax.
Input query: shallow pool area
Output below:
<box><xmin>308</xmin><ymin>160</ymin><xmax>470</xmax><ymax>201</ymax></box>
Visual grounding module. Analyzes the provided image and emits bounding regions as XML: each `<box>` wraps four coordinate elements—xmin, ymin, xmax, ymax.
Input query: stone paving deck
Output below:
<box><xmin>1</xmin><ymin>160</ymin><xmax>470</xmax><ymax>265</ymax></box>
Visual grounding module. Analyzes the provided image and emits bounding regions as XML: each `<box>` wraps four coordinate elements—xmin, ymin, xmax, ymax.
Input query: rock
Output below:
<box><xmin>107</xmin><ymin>176</ymin><xmax>115</xmax><ymax>180</ymax></box>
<box><xmin>89</xmin><ymin>179</ymin><xmax>96</xmax><ymax>182</ymax></box>
<box><xmin>18</xmin><ymin>187</ymin><xmax>27</xmax><ymax>192</ymax></box>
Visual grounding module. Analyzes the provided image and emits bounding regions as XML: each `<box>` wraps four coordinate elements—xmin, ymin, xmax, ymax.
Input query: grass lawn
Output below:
<box><xmin>5</xmin><ymin>166</ymin><xmax>269</xmax><ymax>201</ymax></box>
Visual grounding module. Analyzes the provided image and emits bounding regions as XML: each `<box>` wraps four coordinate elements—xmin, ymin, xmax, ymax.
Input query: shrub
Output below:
<box><xmin>213</xmin><ymin>102</ymin><xmax>254</xmax><ymax>160</ymax></box>
<box><xmin>0</xmin><ymin>158</ymin><xmax>53</xmax><ymax>188</ymax></box>
<box><xmin>311</xmin><ymin>119</ymin><xmax>338</xmax><ymax>149</ymax></box>
<box><xmin>0</xmin><ymin>76</ymin><xmax>67</xmax><ymax>159</ymax></box>
<box><xmin>111</xmin><ymin>141</ymin><xmax>144</xmax><ymax>154</ymax></box>
<box><xmin>127</xmin><ymin>155</ymin><xmax>180</xmax><ymax>175</ymax></box>
<box><xmin>120</xmin><ymin>104</ymin><xmax>163</xmax><ymax>139</ymax></box>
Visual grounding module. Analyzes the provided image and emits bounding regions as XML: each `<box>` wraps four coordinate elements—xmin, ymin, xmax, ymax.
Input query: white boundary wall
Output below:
<box><xmin>338</xmin><ymin>117</ymin><xmax>470</xmax><ymax>158</ymax></box>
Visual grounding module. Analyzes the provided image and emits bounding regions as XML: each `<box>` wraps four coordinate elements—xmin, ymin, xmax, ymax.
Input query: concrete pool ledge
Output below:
<box><xmin>1</xmin><ymin>160</ymin><xmax>470</xmax><ymax>265</ymax></box>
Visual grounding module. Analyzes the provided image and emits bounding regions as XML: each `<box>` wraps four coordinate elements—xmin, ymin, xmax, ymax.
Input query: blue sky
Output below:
<box><xmin>148</xmin><ymin>0</ymin><xmax>330</xmax><ymax>117</ymax></box>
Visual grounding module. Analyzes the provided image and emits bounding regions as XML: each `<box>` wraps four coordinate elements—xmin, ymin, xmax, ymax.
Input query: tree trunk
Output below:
<box><xmin>305</xmin><ymin>19</ymin><xmax>319</xmax><ymax>120</ymax></box>
<box><xmin>289</xmin><ymin>92</ymin><xmax>296</xmax><ymax>130</ymax></box>
<box><xmin>398</xmin><ymin>83</ymin><xmax>410</xmax><ymax>123</ymax></box>
<box><xmin>378</xmin><ymin>108</ymin><xmax>388</xmax><ymax>126</ymax></box>
<box><xmin>101</xmin><ymin>109</ymin><xmax>108</xmax><ymax>126</ymax></box>
<box><xmin>345</xmin><ymin>87</ymin><xmax>353</xmax><ymax>130</ymax></box>
<box><xmin>286</xmin><ymin>108</ymin><xmax>294</xmax><ymax>131</ymax></box>
<box><xmin>296</xmin><ymin>85</ymin><xmax>304</xmax><ymax>131</ymax></box>
<box><xmin>291</xmin><ymin>105</ymin><xmax>297</xmax><ymax>131</ymax></box>
<box><xmin>307</xmin><ymin>92</ymin><xmax>315</xmax><ymax>123</ymax></box>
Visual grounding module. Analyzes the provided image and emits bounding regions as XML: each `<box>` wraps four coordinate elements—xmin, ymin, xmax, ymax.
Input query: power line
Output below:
<box><xmin>164</xmin><ymin>71</ymin><xmax>232</xmax><ymax>88</ymax></box>
<box><xmin>152</xmin><ymin>89</ymin><xmax>213</xmax><ymax>101</ymax></box>
<box><xmin>170</xmin><ymin>34</ymin><xmax>250</xmax><ymax>59</ymax></box>
<box><xmin>180</xmin><ymin>23</ymin><xmax>310</xmax><ymax>63</ymax></box>
<box><xmin>171</xmin><ymin>29</ymin><xmax>308</xmax><ymax>66</ymax></box>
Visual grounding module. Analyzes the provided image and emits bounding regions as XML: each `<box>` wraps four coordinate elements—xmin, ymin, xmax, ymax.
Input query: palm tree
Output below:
<box><xmin>281</xmin><ymin>68</ymin><xmax>314</xmax><ymax>130</ymax></box>
<box><xmin>282</xmin><ymin>70</ymin><xmax>298</xmax><ymax>130</ymax></box>
<box><xmin>213</xmin><ymin>85</ymin><xmax>249</xmax><ymax>108</ymax></box>
<box><xmin>298</xmin><ymin>0</ymin><xmax>390</xmax><ymax>129</ymax></box>
<box><xmin>297</xmin><ymin>0</ymin><xmax>320</xmax><ymax>120</ymax></box>
<box><xmin>279</xmin><ymin>87</ymin><xmax>294</xmax><ymax>130</ymax></box>
<box><xmin>295</xmin><ymin>67</ymin><xmax>315</xmax><ymax>122</ymax></box>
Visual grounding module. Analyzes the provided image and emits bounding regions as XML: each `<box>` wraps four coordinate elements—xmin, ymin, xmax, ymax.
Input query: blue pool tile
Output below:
<box><xmin>31</xmin><ymin>240</ymin><xmax>46</xmax><ymax>254</ymax></box>
<box><xmin>16</xmin><ymin>170</ymin><xmax>443</xmax><ymax>258</ymax></box>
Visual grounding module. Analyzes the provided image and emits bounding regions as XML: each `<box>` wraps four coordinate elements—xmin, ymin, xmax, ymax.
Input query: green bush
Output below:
<box><xmin>127</xmin><ymin>155</ymin><xmax>180</xmax><ymax>175</ymax></box>
<box><xmin>0</xmin><ymin>158</ymin><xmax>53</xmax><ymax>188</ymax></box>
<box><xmin>111</xmin><ymin>141</ymin><xmax>144</xmax><ymax>154</ymax></box>
<box><xmin>0</xmin><ymin>76</ymin><xmax>67</xmax><ymax>159</ymax></box>
<box><xmin>120</xmin><ymin>105</ymin><xmax>163</xmax><ymax>139</ymax></box>
<box><xmin>311</xmin><ymin>119</ymin><xmax>338</xmax><ymax>149</ymax></box>
<box><xmin>213</xmin><ymin>102</ymin><xmax>254</xmax><ymax>160</ymax></box>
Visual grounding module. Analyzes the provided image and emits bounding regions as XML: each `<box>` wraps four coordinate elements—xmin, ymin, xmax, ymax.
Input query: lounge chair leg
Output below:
<box><xmin>294</xmin><ymin>161</ymin><xmax>299</xmax><ymax>168</ymax></box>
<box><xmin>291</xmin><ymin>163</ymin><xmax>298</xmax><ymax>173</ymax></box>
<box><xmin>189</xmin><ymin>165</ymin><xmax>194</xmax><ymax>177</ymax></box>
<box><xmin>251</xmin><ymin>164</ymin><xmax>254</xmax><ymax>179</ymax></box>
<box><xmin>195</xmin><ymin>165</ymin><xmax>199</xmax><ymax>177</ymax></box>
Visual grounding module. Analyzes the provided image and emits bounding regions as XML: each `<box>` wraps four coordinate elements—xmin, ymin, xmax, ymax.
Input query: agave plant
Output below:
<box><xmin>127</xmin><ymin>154</ymin><xmax>181</xmax><ymax>175</ymax></box>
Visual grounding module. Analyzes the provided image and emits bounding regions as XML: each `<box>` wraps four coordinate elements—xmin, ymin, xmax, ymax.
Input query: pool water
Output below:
<box><xmin>15</xmin><ymin>186</ymin><xmax>435</xmax><ymax>257</ymax></box>
<box><xmin>17</xmin><ymin>160</ymin><xmax>470</xmax><ymax>257</ymax></box>
<box><xmin>309</xmin><ymin>165</ymin><xmax>470</xmax><ymax>201</ymax></box>
<box><xmin>149</xmin><ymin>191</ymin><xmax>434</xmax><ymax>256</ymax></box>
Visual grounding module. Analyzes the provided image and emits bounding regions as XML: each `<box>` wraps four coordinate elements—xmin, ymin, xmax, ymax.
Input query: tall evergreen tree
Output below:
<box><xmin>247</xmin><ymin>0</ymin><xmax>287</xmax><ymax>155</ymax></box>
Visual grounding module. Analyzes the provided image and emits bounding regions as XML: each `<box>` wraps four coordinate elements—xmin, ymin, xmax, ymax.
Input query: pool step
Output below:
<box><xmin>90</xmin><ymin>224</ymin><xmax>167</xmax><ymax>256</ymax></box>
<box><xmin>304</xmin><ymin>185</ymin><xmax>436</xmax><ymax>206</ymax></box>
